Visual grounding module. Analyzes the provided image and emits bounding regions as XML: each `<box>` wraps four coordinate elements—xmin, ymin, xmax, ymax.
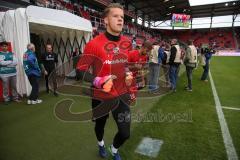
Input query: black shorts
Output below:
<box><xmin>91</xmin><ymin>93</ymin><xmax>131</xmax><ymax>121</ymax></box>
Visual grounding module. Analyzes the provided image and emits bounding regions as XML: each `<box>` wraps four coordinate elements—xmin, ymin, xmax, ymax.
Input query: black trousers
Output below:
<box><xmin>45</xmin><ymin>70</ymin><xmax>57</xmax><ymax>92</ymax></box>
<box><xmin>92</xmin><ymin>94</ymin><xmax>131</xmax><ymax>149</ymax></box>
<box><xmin>28</xmin><ymin>75</ymin><xmax>39</xmax><ymax>101</ymax></box>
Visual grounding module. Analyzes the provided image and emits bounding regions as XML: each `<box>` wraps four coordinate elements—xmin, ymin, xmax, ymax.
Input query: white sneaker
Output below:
<box><xmin>28</xmin><ymin>99</ymin><xmax>42</xmax><ymax>105</ymax></box>
<box><xmin>27</xmin><ymin>100</ymin><xmax>32</xmax><ymax>105</ymax></box>
<box><xmin>31</xmin><ymin>100</ymin><xmax>37</xmax><ymax>105</ymax></box>
<box><xmin>36</xmin><ymin>99</ymin><xmax>42</xmax><ymax>104</ymax></box>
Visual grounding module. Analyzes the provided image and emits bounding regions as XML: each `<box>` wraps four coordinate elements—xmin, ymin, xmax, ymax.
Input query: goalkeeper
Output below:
<box><xmin>76</xmin><ymin>3</ymin><xmax>133</xmax><ymax>160</ymax></box>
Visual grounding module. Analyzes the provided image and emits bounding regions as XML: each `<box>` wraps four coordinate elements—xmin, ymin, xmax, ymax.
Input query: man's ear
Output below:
<box><xmin>104</xmin><ymin>17</ymin><xmax>108</xmax><ymax>26</ymax></box>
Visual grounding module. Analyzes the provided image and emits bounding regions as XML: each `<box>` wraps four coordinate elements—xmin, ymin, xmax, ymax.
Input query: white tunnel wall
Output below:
<box><xmin>1</xmin><ymin>9</ymin><xmax>32</xmax><ymax>97</ymax></box>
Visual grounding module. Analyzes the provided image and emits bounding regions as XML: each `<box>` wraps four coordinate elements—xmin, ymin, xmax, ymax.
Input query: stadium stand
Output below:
<box><xmin>31</xmin><ymin>0</ymin><xmax>158</xmax><ymax>44</ymax></box>
<box><xmin>0</xmin><ymin>0</ymin><xmax>239</xmax><ymax>50</ymax></box>
<box><xmin>160</xmin><ymin>29</ymin><xmax>237</xmax><ymax>50</ymax></box>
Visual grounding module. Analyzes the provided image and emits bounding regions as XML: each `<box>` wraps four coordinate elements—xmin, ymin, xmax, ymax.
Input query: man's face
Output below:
<box><xmin>104</xmin><ymin>8</ymin><xmax>124</xmax><ymax>34</ymax></box>
<box><xmin>171</xmin><ymin>39</ymin><xmax>177</xmax><ymax>45</ymax></box>
<box><xmin>46</xmin><ymin>45</ymin><xmax>52</xmax><ymax>53</ymax></box>
<box><xmin>1</xmin><ymin>44</ymin><xmax>8</xmax><ymax>52</ymax></box>
<box><xmin>161</xmin><ymin>41</ymin><xmax>166</xmax><ymax>46</ymax></box>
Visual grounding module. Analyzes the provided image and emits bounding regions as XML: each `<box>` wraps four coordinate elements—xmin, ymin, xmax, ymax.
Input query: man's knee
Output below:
<box><xmin>119</xmin><ymin>130</ymin><xmax>130</xmax><ymax>140</ymax></box>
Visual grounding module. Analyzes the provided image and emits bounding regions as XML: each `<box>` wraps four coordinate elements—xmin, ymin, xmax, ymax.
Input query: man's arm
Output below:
<box><xmin>76</xmin><ymin>69</ymin><xmax>95</xmax><ymax>83</ymax></box>
<box><xmin>28</xmin><ymin>54</ymin><xmax>39</xmax><ymax>70</ymax></box>
<box><xmin>76</xmin><ymin>42</ymin><xmax>116</xmax><ymax>92</ymax></box>
<box><xmin>75</xmin><ymin>42</ymin><xmax>96</xmax><ymax>83</ymax></box>
<box><xmin>7</xmin><ymin>54</ymin><xmax>18</xmax><ymax>67</ymax></box>
<box><xmin>39</xmin><ymin>53</ymin><xmax>45</xmax><ymax>70</ymax></box>
<box><xmin>0</xmin><ymin>53</ymin><xmax>12</xmax><ymax>66</ymax></box>
<box><xmin>158</xmin><ymin>48</ymin><xmax>165</xmax><ymax>63</ymax></box>
<box><xmin>0</xmin><ymin>60</ymin><xmax>12</xmax><ymax>66</ymax></box>
<box><xmin>38</xmin><ymin>53</ymin><xmax>48</xmax><ymax>75</ymax></box>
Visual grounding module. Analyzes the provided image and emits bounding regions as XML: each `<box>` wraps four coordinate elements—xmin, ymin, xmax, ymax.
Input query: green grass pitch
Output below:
<box><xmin>0</xmin><ymin>56</ymin><xmax>239</xmax><ymax>160</ymax></box>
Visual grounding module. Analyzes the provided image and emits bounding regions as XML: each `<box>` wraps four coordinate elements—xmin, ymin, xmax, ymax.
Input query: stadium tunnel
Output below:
<box><xmin>0</xmin><ymin>5</ymin><xmax>92</xmax><ymax>97</ymax></box>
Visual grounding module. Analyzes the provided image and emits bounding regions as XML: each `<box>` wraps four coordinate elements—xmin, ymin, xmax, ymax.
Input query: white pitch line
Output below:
<box><xmin>222</xmin><ymin>106</ymin><xmax>240</xmax><ymax>111</ymax></box>
<box><xmin>209</xmin><ymin>70</ymin><xmax>238</xmax><ymax>160</ymax></box>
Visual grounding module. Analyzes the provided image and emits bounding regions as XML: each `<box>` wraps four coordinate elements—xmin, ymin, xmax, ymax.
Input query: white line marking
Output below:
<box><xmin>209</xmin><ymin>70</ymin><xmax>238</xmax><ymax>160</ymax></box>
<box><xmin>222</xmin><ymin>106</ymin><xmax>240</xmax><ymax>111</ymax></box>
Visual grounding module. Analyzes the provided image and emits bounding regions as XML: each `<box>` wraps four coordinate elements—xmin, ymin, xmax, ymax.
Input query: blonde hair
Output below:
<box><xmin>102</xmin><ymin>3</ymin><xmax>124</xmax><ymax>18</ymax></box>
<box><xmin>27</xmin><ymin>43</ymin><xmax>35</xmax><ymax>51</ymax></box>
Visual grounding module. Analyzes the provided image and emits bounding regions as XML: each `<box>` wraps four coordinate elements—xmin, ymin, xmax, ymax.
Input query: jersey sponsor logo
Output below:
<box><xmin>103</xmin><ymin>58</ymin><xmax>127</xmax><ymax>65</ymax></box>
<box><xmin>46</xmin><ymin>57</ymin><xmax>55</xmax><ymax>61</ymax></box>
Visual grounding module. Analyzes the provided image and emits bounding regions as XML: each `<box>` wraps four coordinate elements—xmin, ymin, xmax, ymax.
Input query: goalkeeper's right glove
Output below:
<box><xmin>93</xmin><ymin>75</ymin><xmax>117</xmax><ymax>93</ymax></box>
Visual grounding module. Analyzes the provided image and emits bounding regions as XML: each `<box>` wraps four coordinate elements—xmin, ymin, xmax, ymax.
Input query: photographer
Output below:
<box><xmin>200</xmin><ymin>46</ymin><xmax>215</xmax><ymax>82</ymax></box>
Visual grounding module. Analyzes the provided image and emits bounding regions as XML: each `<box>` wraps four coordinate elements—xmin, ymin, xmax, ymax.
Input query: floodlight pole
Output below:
<box><xmin>190</xmin><ymin>17</ymin><xmax>193</xmax><ymax>30</ymax></box>
<box><xmin>134</xmin><ymin>8</ymin><xmax>138</xmax><ymax>25</ymax></box>
<box><xmin>209</xmin><ymin>5</ymin><xmax>214</xmax><ymax>31</ymax></box>
<box><xmin>142</xmin><ymin>13</ymin><xmax>145</xmax><ymax>26</ymax></box>
<box><xmin>232</xmin><ymin>14</ymin><xmax>237</xmax><ymax>28</ymax></box>
<box><xmin>210</xmin><ymin>16</ymin><xmax>213</xmax><ymax>31</ymax></box>
<box><xmin>232</xmin><ymin>14</ymin><xmax>238</xmax><ymax>50</ymax></box>
<box><xmin>125</xmin><ymin>0</ymin><xmax>129</xmax><ymax>10</ymax></box>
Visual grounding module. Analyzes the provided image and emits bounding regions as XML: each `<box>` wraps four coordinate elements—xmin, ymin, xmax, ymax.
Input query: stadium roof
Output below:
<box><xmin>128</xmin><ymin>0</ymin><xmax>240</xmax><ymax>29</ymax></box>
<box><xmin>129</xmin><ymin>0</ymin><xmax>240</xmax><ymax>21</ymax></box>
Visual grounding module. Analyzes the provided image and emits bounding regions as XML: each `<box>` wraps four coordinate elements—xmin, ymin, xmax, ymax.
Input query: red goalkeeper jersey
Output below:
<box><xmin>127</xmin><ymin>50</ymin><xmax>147</xmax><ymax>76</ymax></box>
<box><xmin>128</xmin><ymin>50</ymin><xmax>147</xmax><ymax>64</ymax></box>
<box><xmin>76</xmin><ymin>33</ymin><xmax>131</xmax><ymax>100</ymax></box>
<box><xmin>127</xmin><ymin>50</ymin><xmax>148</xmax><ymax>103</ymax></box>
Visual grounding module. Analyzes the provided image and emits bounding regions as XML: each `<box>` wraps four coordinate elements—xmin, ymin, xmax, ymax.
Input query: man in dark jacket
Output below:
<box><xmin>41</xmin><ymin>44</ymin><xmax>58</xmax><ymax>96</ymax></box>
<box><xmin>168</xmin><ymin>39</ymin><xmax>182</xmax><ymax>92</ymax></box>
